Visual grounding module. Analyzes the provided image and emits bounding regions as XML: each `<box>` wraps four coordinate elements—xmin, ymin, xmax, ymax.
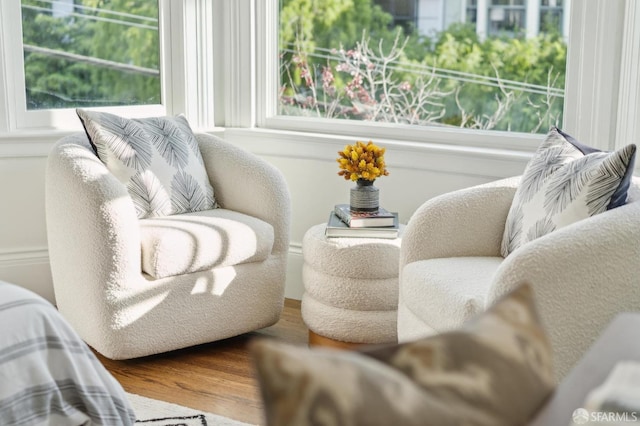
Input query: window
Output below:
<box><xmin>0</xmin><ymin>0</ymin><xmax>636</xmax><ymax>156</ymax></box>
<box><xmin>487</xmin><ymin>0</ymin><xmax>526</xmax><ymax>37</ymax></box>
<box><xmin>540</xmin><ymin>0</ymin><xmax>563</xmax><ymax>34</ymax></box>
<box><xmin>0</xmin><ymin>0</ymin><xmax>197</xmax><ymax>132</ymax></box>
<box><xmin>277</xmin><ymin>0</ymin><xmax>566</xmax><ymax>135</ymax></box>
<box><xmin>21</xmin><ymin>0</ymin><xmax>161</xmax><ymax>111</ymax></box>
<box><xmin>374</xmin><ymin>0</ymin><xmax>418</xmax><ymax>33</ymax></box>
<box><xmin>466</xmin><ymin>0</ymin><xmax>478</xmax><ymax>25</ymax></box>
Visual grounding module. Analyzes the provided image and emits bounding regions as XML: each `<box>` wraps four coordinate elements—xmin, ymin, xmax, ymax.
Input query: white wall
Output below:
<box><xmin>225</xmin><ymin>128</ymin><xmax>530</xmax><ymax>299</ymax></box>
<box><xmin>0</xmin><ymin>130</ymin><xmax>530</xmax><ymax>303</ymax></box>
<box><xmin>0</xmin><ymin>147</ymin><xmax>54</xmax><ymax>301</ymax></box>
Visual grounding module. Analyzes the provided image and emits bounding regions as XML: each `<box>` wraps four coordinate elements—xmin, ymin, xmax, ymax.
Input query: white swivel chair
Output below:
<box><xmin>46</xmin><ymin>132</ymin><xmax>291</xmax><ymax>359</ymax></box>
<box><xmin>398</xmin><ymin>176</ymin><xmax>640</xmax><ymax>379</ymax></box>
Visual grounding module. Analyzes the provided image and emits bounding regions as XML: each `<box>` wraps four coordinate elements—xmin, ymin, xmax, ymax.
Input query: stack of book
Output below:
<box><xmin>325</xmin><ymin>204</ymin><xmax>400</xmax><ymax>239</ymax></box>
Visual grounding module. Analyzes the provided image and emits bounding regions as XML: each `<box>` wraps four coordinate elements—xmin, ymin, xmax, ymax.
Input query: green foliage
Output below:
<box><xmin>21</xmin><ymin>0</ymin><xmax>159</xmax><ymax>110</ymax></box>
<box><xmin>279</xmin><ymin>0</ymin><xmax>400</xmax><ymax>94</ymax></box>
<box><xmin>280</xmin><ymin>0</ymin><xmax>395</xmax><ymax>52</ymax></box>
<box><xmin>428</xmin><ymin>23</ymin><xmax>566</xmax><ymax>131</ymax></box>
<box><xmin>90</xmin><ymin>0</ymin><xmax>160</xmax><ymax>104</ymax></box>
<box><xmin>279</xmin><ymin>3</ymin><xmax>567</xmax><ymax>133</ymax></box>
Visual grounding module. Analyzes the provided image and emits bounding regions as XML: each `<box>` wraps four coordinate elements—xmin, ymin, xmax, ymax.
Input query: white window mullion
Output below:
<box><xmin>165</xmin><ymin>0</ymin><xmax>216</xmax><ymax>130</ymax></box>
<box><xmin>163</xmin><ymin>0</ymin><xmax>182</xmax><ymax>116</ymax></box>
<box><xmin>563</xmin><ymin>0</ymin><xmax>571</xmax><ymax>41</ymax></box>
<box><xmin>525</xmin><ymin>0</ymin><xmax>539</xmax><ymax>39</ymax></box>
<box><xmin>1</xmin><ymin>0</ymin><xmax>27</xmax><ymax>132</ymax></box>
<box><xmin>615</xmin><ymin>0</ymin><xmax>640</xmax><ymax>152</ymax></box>
<box><xmin>255</xmin><ymin>0</ymin><xmax>278</xmax><ymax>128</ymax></box>
<box><xmin>0</xmin><ymin>1</ymin><xmax>11</xmax><ymax>133</ymax></box>
<box><xmin>476</xmin><ymin>0</ymin><xmax>488</xmax><ymax>39</ymax></box>
<box><xmin>212</xmin><ymin>0</ymin><xmax>227</xmax><ymax>127</ymax></box>
<box><xmin>563</xmin><ymin>0</ymin><xmax>625</xmax><ymax>150</ymax></box>
<box><xmin>224</xmin><ymin>0</ymin><xmax>255</xmax><ymax>128</ymax></box>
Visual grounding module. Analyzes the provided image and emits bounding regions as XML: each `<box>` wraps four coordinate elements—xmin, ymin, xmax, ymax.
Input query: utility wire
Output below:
<box><xmin>23</xmin><ymin>44</ymin><xmax>159</xmax><ymax>77</ymax></box>
<box><xmin>284</xmin><ymin>46</ymin><xmax>565</xmax><ymax>98</ymax></box>
<box><xmin>28</xmin><ymin>0</ymin><xmax>158</xmax><ymax>23</ymax></box>
<box><xmin>22</xmin><ymin>4</ymin><xmax>158</xmax><ymax>31</ymax></box>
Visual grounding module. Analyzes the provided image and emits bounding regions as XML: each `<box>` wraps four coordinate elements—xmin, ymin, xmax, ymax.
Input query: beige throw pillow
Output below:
<box><xmin>251</xmin><ymin>283</ymin><xmax>555</xmax><ymax>426</ymax></box>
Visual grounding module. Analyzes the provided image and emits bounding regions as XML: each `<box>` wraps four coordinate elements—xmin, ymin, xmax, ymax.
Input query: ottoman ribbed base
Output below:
<box><xmin>301</xmin><ymin>223</ymin><xmax>403</xmax><ymax>347</ymax></box>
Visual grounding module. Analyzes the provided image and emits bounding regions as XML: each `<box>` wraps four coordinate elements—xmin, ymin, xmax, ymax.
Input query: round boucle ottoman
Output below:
<box><xmin>301</xmin><ymin>223</ymin><xmax>403</xmax><ymax>347</ymax></box>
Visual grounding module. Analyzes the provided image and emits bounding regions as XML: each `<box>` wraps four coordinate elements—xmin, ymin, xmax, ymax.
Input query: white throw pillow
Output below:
<box><xmin>501</xmin><ymin>127</ymin><xmax>636</xmax><ymax>257</ymax></box>
<box><xmin>77</xmin><ymin>109</ymin><xmax>217</xmax><ymax>218</ymax></box>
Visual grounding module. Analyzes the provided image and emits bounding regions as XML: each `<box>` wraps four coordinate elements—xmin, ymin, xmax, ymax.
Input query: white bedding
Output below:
<box><xmin>0</xmin><ymin>281</ymin><xmax>135</xmax><ymax>425</ymax></box>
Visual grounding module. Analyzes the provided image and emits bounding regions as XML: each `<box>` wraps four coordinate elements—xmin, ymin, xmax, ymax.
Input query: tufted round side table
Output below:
<box><xmin>301</xmin><ymin>223</ymin><xmax>403</xmax><ymax>348</ymax></box>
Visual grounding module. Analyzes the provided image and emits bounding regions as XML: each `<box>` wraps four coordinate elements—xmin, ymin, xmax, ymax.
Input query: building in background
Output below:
<box><xmin>376</xmin><ymin>0</ymin><xmax>570</xmax><ymax>40</ymax></box>
<box><xmin>51</xmin><ymin>0</ymin><xmax>74</xmax><ymax>18</ymax></box>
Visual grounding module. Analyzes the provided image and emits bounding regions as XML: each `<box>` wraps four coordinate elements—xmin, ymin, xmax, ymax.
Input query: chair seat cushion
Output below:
<box><xmin>401</xmin><ymin>256</ymin><xmax>503</xmax><ymax>332</ymax></box>
<box><xmin>140</xmin><ymin>209</ymin><xmax>274</xmax><ymax>279</ymax></box>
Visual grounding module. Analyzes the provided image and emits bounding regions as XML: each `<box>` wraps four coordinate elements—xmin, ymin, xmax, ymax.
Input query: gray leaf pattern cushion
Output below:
<box><xmin>77</xmin><ymin>109</ymin><xmax>217</xmax><ymax>218</ymax></box>
<box><xmin>251</xmin><ymin>283</ymin><xmax>555</xmax><ymax>426</ymax></box>
<box><xmin>501</xmin><ymin>127</ymin><xmax>636</xmax><ymax>257</ymax></box>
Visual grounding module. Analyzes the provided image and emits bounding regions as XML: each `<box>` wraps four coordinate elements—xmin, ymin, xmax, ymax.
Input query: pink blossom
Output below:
<box><xmin>300</xmin><ymin>66</ymin><xmax>313</xmax><ymax>86</ymax></box>
<box><xmin>357</xmin><ymin>87</ymin><xmax>373</xmax><ymax>104</ymax></box>
<box><xmin>322</xmin><ymin>66</ymin><xmax>335</xmax><ymax>95</ymax></box>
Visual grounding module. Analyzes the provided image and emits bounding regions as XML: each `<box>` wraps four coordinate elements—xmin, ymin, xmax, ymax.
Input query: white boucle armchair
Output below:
<box><xmin>46</xmin><ymin>132</ymin><xmax>291</xmax><ymax>360</ymax></box>
<box><xmin>398</xmin><ymin>176</ymin><xmax>640</xmax><ymax>379</ymax></box>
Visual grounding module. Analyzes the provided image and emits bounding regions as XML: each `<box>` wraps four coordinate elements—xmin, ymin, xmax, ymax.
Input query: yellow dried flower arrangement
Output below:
<box><xmin>337</xmin><ymin>140</ymin><xmax>389</xmax><ymax>182</ymax></box>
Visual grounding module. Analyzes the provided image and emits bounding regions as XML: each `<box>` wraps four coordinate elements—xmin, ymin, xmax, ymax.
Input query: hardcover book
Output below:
<box><xmin>334</xmin><ymin>204</ymin><xmax>396</xmax><ymax>228</ymax></box>
<box><xmin>325</xmin><ymin>211</ymin><xmax>399</xmax><ymax>239</ymax></box>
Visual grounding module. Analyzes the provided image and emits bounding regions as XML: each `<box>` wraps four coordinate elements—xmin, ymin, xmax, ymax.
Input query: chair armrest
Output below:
<box><xmin>196</xmin><ymin>133</ymin><xmax>291</xmax><ymax>254</ymax></box>
<box><xmin>488</xmin><ymin>200</ymin><xmax>640</xmax><ymax>378</ymax></box>
<box><xmin>45</xmin><ymin>134</ymin><xmax>142</xmax><ymax>310</ymax></box>
<box><xmin>400</xmin><ymin>176</ymin><xmax>520</xmax><ymax>267</ymax></box>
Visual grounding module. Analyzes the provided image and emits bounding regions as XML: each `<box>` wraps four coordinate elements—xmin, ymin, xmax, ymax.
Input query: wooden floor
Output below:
<box><xmin>96</xmin><ymin>299</ymin><xmax>307</xmax><ymax>425</ymax></box>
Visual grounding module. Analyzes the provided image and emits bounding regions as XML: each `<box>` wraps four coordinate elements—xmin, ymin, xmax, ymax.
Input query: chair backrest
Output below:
<box><xmin>627</xmin><ymin>176</ymin><xmax>640</xmax><ymax>204</ymax></box>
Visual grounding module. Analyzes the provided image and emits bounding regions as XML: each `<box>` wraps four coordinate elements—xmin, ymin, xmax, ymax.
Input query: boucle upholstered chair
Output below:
<box><xmin>398</xmin><ymin>176</ymin><xmax>640</xmax><ymax>379</ymax></box>
<box><xmin>45</xmin><ymin>132</ymin><xmax>290</xmax><ymax>360</ymax></box>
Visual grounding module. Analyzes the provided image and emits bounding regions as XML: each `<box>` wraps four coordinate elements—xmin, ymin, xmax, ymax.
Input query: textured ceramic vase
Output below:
<box><xmin>350</xmin><ymin>179</ymin><xmax>379</xmax><ymax>212</ymax></box>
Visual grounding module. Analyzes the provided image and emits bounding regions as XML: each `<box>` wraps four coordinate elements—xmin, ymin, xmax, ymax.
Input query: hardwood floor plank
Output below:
<box><xmin>97</xmin><ymin>298</ymin><xmax>306</xmax><ymax>425</ymax></box>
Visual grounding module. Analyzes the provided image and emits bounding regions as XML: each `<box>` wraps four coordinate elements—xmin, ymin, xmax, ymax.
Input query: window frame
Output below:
<box><xmin>256</xmin><ymin>0</ymin><xmax>545</xmax><ymax>151</ymax></box>
<box><xmin>0</xmin><ymin>0</ymin><xmax>217</xmax><ymax>134</ymax></box>
<box><xmin>253</xmin><ymin>0</ymin><xmax>639</xmax><ymax>153</ymax></box>
<box><xmin>539</xmin><ymin>0</ymin><xmax>564</xmax><ymax>34</ymax></box>
<box><xmin>487</xmin><ymin>0</ymin><xmax>527</xmax><ymax>37</ymax></box>
<box><xmin>0</xmin><ymin>0</ymin><xmax>637</xmax><ymax>159</ymax></box>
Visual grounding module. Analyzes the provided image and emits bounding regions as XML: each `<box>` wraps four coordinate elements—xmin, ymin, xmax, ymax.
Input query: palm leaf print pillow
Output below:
<box><xmin>77</xmin><ymin>109</ymin><xmax>217</xmax><ymax>218</ymax></box>
<box><xmin>501</xmin><ymin>127</ymin><xmax>636</xmax><ymax>257</ymax></box>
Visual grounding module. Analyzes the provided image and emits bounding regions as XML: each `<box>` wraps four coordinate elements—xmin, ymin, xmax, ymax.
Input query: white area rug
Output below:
<box><xmin>127</xmin><ymin>393</ymin><xmax>255</xmax><ymax>425</ymax></box>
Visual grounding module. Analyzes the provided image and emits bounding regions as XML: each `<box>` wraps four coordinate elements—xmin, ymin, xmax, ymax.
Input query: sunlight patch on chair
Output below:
<box><xmin>116</xmin><ymin>291</ymin><xmax>170</xmax><ymax>328</ymax></box>
<box><xmin>190</xmin><ymin>268</ymin><xmax>237</xmax><ymax>296</ymax></box>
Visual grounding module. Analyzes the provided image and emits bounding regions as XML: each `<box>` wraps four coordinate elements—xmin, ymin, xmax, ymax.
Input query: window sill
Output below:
<box><xmin>261</xmin><ymin>116</ymin><xmax>544</xmax><ymax>152</ymax></box>
<box><xmin>222</xmin><ymin>127</ymin><xmax>533</xmax><ymax>179</ymax></box>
